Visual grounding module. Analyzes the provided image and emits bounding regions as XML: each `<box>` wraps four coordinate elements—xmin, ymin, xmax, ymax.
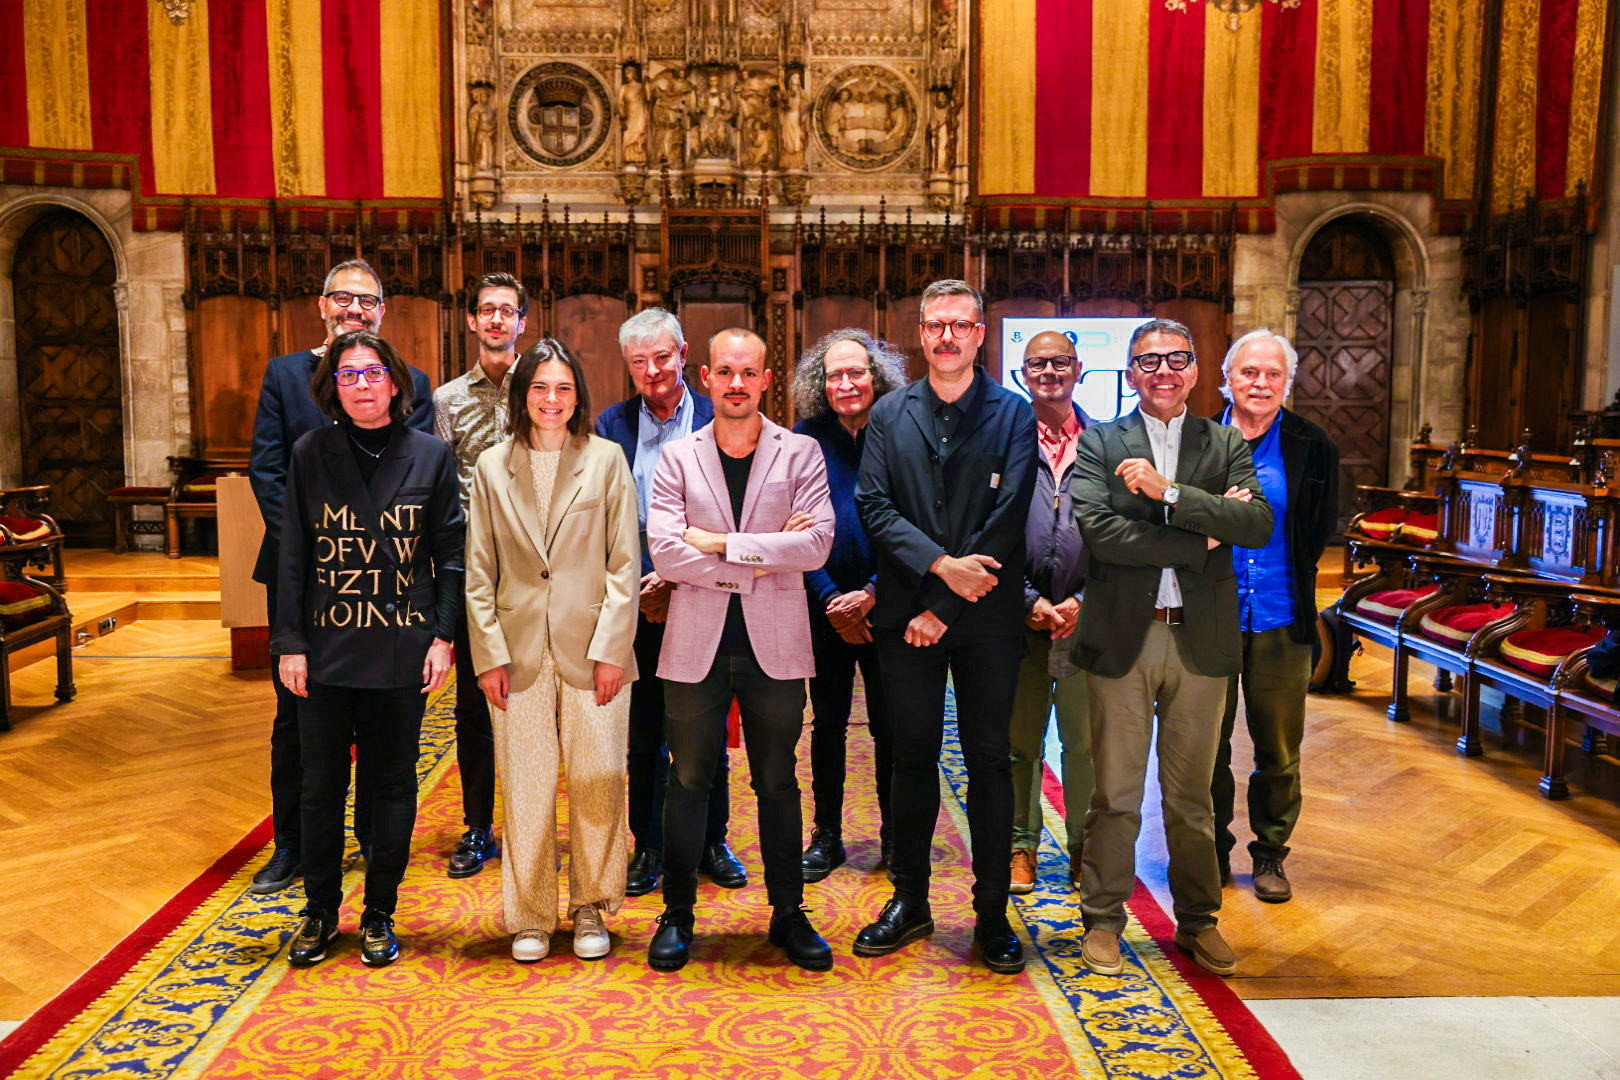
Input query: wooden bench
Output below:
<box><xmin>107</xmin><ymin>485</ymin><xmax>170</xmax><ymax>553</ymax></box>
<box><xmin>165</xmin><ymin>455</ymin><xmax>250</xmax><ymax>559</ymax></box>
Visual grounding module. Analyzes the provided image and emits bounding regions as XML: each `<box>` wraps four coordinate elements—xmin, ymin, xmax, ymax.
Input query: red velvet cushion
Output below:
<box><xmin>1355</xmin><ymin>584</ymin><xmax>1440</xmax><ymax>623</ymax></box>
<box><xmin>0</xmin><ymin>581</ymin><xmax>52</xmax><ymax>628</ymax></box>
<box><xmin>107</xmin><ymin>485</ymin><xmax>169</xmax><ymax>498</ymax></box>
<box><xmin>179</xmin><ymin>473</ymin><xmax>223</xmax><ymax>499</ymax></box>
<box><xmin>0</xmin><ymin>516</ymin><xmax>53</xmax><ymax>543</ymax></box>
<box><xmin>1419</xmin><ymin>602</ymin><xmax>1515</xmax><ymax>645</ymax></box>
<box><xmin>1399</xmin><ymin>512</ymin><xmax>1440</xmax><ymax>544</ymax></box>
<box><xmin>1355</xmin><ymin>507</ymin><xmax>1406</xmax><ymax>539</ymax></box>
<box><xmin>1499</xmin><ymin>626</ymin><xmax>1606</xmax><ymax>677</ymax></box>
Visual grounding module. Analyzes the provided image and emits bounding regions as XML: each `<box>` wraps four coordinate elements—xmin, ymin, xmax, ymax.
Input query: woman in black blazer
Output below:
<box><xmin>273</xmin><ymin>330</ymin><xmax>463</xmax><ymax>968</ymax></box>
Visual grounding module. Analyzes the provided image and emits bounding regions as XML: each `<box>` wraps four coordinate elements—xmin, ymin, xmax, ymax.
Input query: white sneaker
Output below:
<box><xmin>512</xmin><ymin>929</ymin><xmax>549</xmax><ymax>963</ymax></box>
<box><xmin>572</xmin><ymin>903</ymin><xmax>611</xmax><ymax>960</ymax></box>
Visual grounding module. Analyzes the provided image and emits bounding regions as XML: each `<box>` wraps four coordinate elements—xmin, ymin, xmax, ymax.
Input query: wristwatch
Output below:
<box><xmin>1163</xmin><ymin>484</ymin><xmax>1181</xmax><ymax>506</ymax></box>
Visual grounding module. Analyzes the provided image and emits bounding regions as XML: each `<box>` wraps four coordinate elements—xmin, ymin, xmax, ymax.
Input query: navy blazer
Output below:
<box><xmin>249</xmin><ymin>348</ymin><xmax>434</xmax><ymax>584</ymax></box>
<box><xmin>593</xmin><ymin>382</ymin><xmax>714</xmax><ymax>575</ymax></box>
<box><xmin>272</xmin><ymin>423</ymin><xmax>464</xmax><ymax>689</ymax></box>
<box><xmin>855</xmin><ymin>370</ymin><xmax>1038</xmax><ymax>634</ymax></box>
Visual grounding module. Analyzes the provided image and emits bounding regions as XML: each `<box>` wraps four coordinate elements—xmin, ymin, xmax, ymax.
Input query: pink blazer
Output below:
<box><xmin>648</xmin><ymin>416</ymin><xmax>835</xmax><ymax>682</ymax></box>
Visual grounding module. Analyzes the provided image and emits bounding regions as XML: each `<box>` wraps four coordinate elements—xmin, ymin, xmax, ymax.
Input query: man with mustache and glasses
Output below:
<box><xmin>248</xmin><ymin>258</ymin><xmax>434</xmax><ymax>895</ymax></box>
<box><xmin>430</xmin><ymin>272</ymin><xmax>531</xmax><ymax>880</ymax></box>
<box><xmin>1069</xmin><ymin>319</ymin><xmax>1272</xmax><ymax>979</ymax></box>
<box><xmin>1007</xmin><ymin>332</ymin><xmax>1098</xmax><ymax>898</ymax></box>
<box><xmin>853</xmin><ymin>279</ymin><xmax>1037</xmax><ymax>974</ymax></box>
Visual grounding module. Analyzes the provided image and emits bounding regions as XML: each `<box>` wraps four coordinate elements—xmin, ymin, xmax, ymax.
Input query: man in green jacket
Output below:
<box><xmin>1070</xmin><ymin>319</ymin><xmax>1273</xmax><ymax>979</ymax></box>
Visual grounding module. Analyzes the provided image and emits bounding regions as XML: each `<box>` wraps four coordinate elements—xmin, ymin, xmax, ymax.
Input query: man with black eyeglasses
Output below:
<box><xmin>853</xmin><ymin>279</ymin><xmax>1037</xmax><ymax>974</ymax></box>
<box><xmin>1068</xmin><ymin>318</ymin><xmax>1272</xmax><ymax>979</ymax></box>
<box><xmin>430</xmin><ymin>272</ymin><xmax>531</xmax><ymax>879</ymax></box>
<box><xmin>248</xmin><ymin>258</ymin><xmax>435</xmax><ymax>895</ymax></box>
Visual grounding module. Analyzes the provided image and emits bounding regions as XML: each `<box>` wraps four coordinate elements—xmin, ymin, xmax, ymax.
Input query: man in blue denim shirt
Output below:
<box><xmin>1213</xmin><ymin>329</ymin><xmax>1338</xmax><ymax>904</ymax></box>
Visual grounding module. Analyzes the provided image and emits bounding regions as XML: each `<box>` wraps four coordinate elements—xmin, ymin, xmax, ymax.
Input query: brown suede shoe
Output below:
<box><xmin>1080</xmin><ymin>929</ymin><xmax>1124</xmax><ymax>975</ymax></box>
<box><xmin>1009</xmin><ymin>848</ymin><xmax>1037</xmax><ymax>895</ymax></box>
<box><xmin>1252</xmin><ymin>858</ymin><xmax>1292</xmax><ymax>903</ymax></box>
<box><xmin>1173</xmin><ymin>925</ymin><xmax>1236</xmax><ymax>977</ymax></box>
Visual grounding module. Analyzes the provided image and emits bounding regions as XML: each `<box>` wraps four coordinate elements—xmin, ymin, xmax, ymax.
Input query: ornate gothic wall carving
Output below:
<box><xmin>456</xmin><ymin>0</ymin><xmax>962</xmax><ymax>218</ymax></box>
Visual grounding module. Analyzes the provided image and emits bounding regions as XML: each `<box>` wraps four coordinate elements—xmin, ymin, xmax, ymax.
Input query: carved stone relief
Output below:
<box><xmin>814</xmin><ymin>65</ymin><xmax>917</xmax><ymax>170</ymax></box>
<box><xmin>508</xmin><ymin>62</ymin><xmax>614</xmax><ymax>168</ymax></box>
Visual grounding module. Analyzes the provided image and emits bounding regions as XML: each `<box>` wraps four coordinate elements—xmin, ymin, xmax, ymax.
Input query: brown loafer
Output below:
<box><xmin>1080</xmin><ymin>929</ymin><xmax>1124</xmax><ymax>975</ymax></box>
<box><xmin>1009</xmin><ymin>848</ymin><xmax>1036</xmax><ymax>895</ymax></box>
<box><xmin>1173</xmin><ymin>925</ymin><xmax>1236</xmax><ymax>977</ymax></box>
<box><xmin>1252</xmin><ymin>858</ymin><xmax>1292</xmax><ymax>903</ymax></box>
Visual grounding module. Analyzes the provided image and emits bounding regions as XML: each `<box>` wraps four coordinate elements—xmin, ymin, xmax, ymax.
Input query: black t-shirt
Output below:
<box><xmin>346</xmin><ymin>422</ymin><xmax>392</xmax><ymax>486</ymax></box>
<box><xmin>717</xmin><ymin>448</ymin><xmax>755</xmax><ymax>657</ymax></box>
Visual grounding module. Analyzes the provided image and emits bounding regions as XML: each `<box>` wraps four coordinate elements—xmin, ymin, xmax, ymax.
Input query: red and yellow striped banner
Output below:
<box><xmin>0</xmin><ymin>0</ymin><xmax>441</xmax><ymax>201</ymax></box>
<box><xmin>979</xmin><ymin>0</ymin><xmax>1608</xmax><ymax>216</ymax></box>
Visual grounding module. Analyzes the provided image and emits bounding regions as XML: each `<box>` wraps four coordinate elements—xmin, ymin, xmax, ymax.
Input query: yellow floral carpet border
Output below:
<box><xmin>2</xmin><ymin>686</ymin><xmax>1296</xmax><ymax>1079</ymax></box>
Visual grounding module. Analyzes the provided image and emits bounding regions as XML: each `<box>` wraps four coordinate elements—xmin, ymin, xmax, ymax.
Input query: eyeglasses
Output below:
<box><xmin>477</xmin><ymin>304</ymin><xmax>523</xmax><ymax>320</ymax></box>
<box><xmin>333</xmin><ymin>366</ymin><xmax>390</xmax><ymax>387</ymax></box>
<box><xmin>1132</xmin><ymin>350</ymin><xmax>1195</xmax><ymax>373</ymax></box>
<box><xmin>824</xmin><ymin>367</ymin><xmax>871</xmax><ymax>386</ymax></box>
<box><xmin>920</xmin><ymin>320</ymin><xmax>983</xmax><ymax>340</ymax></box>
<box><xmin>323</xmin><ymin>290</ymin><xmax>382</xmax><ymax>311</ymax></box>
<box><xmin>1023</xmin><ymin>356</ymin><xmax>1076</xmax><ymax>374</ymax></box>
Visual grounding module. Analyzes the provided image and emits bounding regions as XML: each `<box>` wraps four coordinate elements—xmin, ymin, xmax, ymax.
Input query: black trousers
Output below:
<box><xmin>662</xmin><ymin>651</ymin><xmax>805</xmax><ymax>912</ymax></box>
<box><xmin>627</xmin><ymin>613</ymin><xmax>730</xmax><ymax>852</ymax></box>
<box><xmin>808</xmin><ymin>614</ymin><xmax>891</xmax><ymax>842</ymax></box>
<box><xmin>876</xmin><ymin>624</ymin><xmax>1020</xmax><ymax>923</ymax></box>
<box><xmin>299</xmin><ymin>682</ymin><xmax>425</xmax><ymax>917</ymax></box>
<box><xmin>266</xmin><ymin>583</ymin><xmax>370</xmax><ymax>856</ymax></box>
<box><xmin>452</xmin><ymin>610</ymin><xmax>495</xmax><ymax>830</ymax></box>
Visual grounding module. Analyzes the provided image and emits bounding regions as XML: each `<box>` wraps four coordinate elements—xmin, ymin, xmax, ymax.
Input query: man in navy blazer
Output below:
<box><xmin>246</xmin><ymin>258</ymin><xmax>433</xmax><ymax>895</ymax></box>
<box><xmin>854</xmin><ymin>279</ymin><xmax>1038</xmax><ymax>974</ymax></box>
<box><xmin>594</xmin><ymin>307</ymin><xmax>742</xmax><ymax>898</ymax></box>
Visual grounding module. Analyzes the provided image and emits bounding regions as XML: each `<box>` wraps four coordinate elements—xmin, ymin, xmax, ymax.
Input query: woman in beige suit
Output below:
<box><xmin>465</xmin><ymin>339</ymin><xmax>640</xmax><ymax>962</ymax></box>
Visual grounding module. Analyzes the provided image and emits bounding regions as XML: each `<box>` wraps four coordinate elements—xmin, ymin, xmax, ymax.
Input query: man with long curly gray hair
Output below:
<box><xmin>790</xmin><ymin>329</ymin><xmax>907</xmax><ymax>882</ymax></box>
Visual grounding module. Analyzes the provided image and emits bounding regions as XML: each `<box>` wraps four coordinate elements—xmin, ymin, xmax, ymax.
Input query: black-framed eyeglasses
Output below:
<box><xmin>1024</xmin><ymin>356</ymin><xmax>1076</xmax><ymax>374</ymax></box>
<box><xmin>920</xmin><ymin>320</ymin><xmax>983</xmax><ymax>339</ymax></box>
<box><xmin>1132</xmin><ymin>350</ymin><xmax>1194</xmax><ymax>373</ymax></box>
<box><xmin>476</xmin><ymin>304</ymin><xmax>524</xmax><ymax>320</ymax></box>
<box><xmin>324</xmin><ymin>290</ymin><xmax>382</xmax><ymax>311</ymax></box>
<box><xmin>334</xmin><ymin>365</ymin><xmax>390</xmax><ymax>386</ymax></box>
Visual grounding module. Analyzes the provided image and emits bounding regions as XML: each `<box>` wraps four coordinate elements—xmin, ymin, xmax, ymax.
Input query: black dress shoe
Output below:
<box><xmin>769</xmin><ymin>907</ymin><xmax>833</xmax><ymax>971</ymax></box>
<box><xmin>800</xmin><ymin>827</ymin><xmax>846</xmax><ymax>883</ymax></box>
<box><xmin>287</xmin><ymin>908</ymin><xmax>339</xmax><ymax>967</ymax></box>
<box><xmin>625</xmin><ymin>847</ymin><xmax>662</xmax><ymax>897</ymax></box>
<box><xmin>647</xmin><ymin>908</ymin><xmax>695</xmax><ymax>971</ymax></box>
<box><xmin>852</xmin><ymin>897</ymin><xmax>934</xmax><ymax>957</ymax></box>
<box><xmin>699</xmin><ymin>842</ymin><xmax>747</xmax><ymax>889</ymax></box>
<box><xmin>359</xmin><ymin>908</ymin><xmax>400</xmax><ymax>967</ymax></box>
<box><xmin>448</xmin><ymin>826</ymin><xmax>498</xmax><ymax>878</ymax></box>
<box><xmin>251</xmin><ymin>848</ymin><xmax>301</xmax><ymax>895</ymax></box>
<box><xmin>975</xmin><ymin>918</ymin><xmax>1026</xmax><ymax>975</ymax></box>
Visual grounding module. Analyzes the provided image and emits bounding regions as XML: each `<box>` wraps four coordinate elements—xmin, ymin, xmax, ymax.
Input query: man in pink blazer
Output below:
<box><xmin>645</xmin><ymin>328</ymin><xmax>836</xmax><ymax>972</ymax></box>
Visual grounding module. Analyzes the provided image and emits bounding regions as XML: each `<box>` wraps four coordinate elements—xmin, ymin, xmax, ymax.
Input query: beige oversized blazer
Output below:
<box><xmin>464</xmin><ymin>432</ymin><xmax>640</xmax><ymax>694</ymax></box>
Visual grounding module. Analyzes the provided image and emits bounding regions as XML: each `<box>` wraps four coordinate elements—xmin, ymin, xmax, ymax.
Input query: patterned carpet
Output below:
<box><xmin>0</xmin><ymin>685</ymin><xmax>1296</xmax><ymax>1079</ymax></box>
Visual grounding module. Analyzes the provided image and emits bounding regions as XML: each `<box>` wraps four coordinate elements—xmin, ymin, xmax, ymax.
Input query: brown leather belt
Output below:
<box><xmin>1153</xmin><ymin>606</ymin><xmax>1185</xmax><ymax>625</ymax></box>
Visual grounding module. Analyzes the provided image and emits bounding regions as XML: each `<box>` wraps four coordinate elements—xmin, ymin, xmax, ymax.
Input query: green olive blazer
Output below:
<box><xmin>464</xmin><ymin>433</ymin><xmax>641</xmax><ymax>694</ymax></box>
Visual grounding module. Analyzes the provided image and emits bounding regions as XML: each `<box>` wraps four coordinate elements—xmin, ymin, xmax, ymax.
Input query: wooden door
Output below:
<box><xmin>1292</xmin><ymin>279</ymin><xmax>1394</xmax><ymax>528</ymax></box>
<box><xmin>13</xmin><ymin>211</ymin><xmax>123</xmax><ymax>545</ymax></box>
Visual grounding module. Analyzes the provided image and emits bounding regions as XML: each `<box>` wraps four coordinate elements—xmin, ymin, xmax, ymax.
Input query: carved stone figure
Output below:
<box><xmin>468</xmin><ymin>82</ymin><xmax>498</xmax><ymax>173</ymax></box>
<box><xmin>928</xmin><ymin>87</ymin><xmax>955</xmax><ymax>178</ymax></box>
<box><xmin>778</xmin><ymin>67</ymin><xmax>807</xmax><ymax>170</ymax></box>
<box><xmin>620</xmin><ymin>61</ymin><xmax>649</xmax><ymax>166</ymax></box>
<box><xmin>649</xmin><ymin>65</ymin><xmax>694</xmax><ymax>168</ymax></box>
<box><xmin>738</xmin><ymin>71</ymin><xmax>777</xmax><ymax>170</ymax></box>
<box><xmin>694</xmin><ymin>69</ymin><xmax>738</xmax><ymax>160</ymax></box>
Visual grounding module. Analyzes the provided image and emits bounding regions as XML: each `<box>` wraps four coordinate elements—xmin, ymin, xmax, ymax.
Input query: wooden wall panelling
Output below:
<box><xmin>1523</xmin><ymin>293</ymin><xmax>1578</xmax><ymax>451</ymax></box>
<box><xmin>281</xmin><ymin>295</ymin><xmax>326</xmax><ymax>363</ymax></box>
<box><xmin>676</xmin><ymin>301</ymin><xmax>752</xmax><ymax>388</ymax></box>
<box><xmin>887</xmin><ymin>294</ymin><xmax>927</xmax><ymax>380</ymax></box>
<box><xmin>1153</xmin><ymin>298</ymin><xmax>1228</xmax><ymax>421</ymax></box>
<box><xmin>383</xmin><ymin>296</ymin><xmax>443</xmax><ymax>393</ymax></box>
<box><xmin>984</xmin><ymin>297</ymin><xmax>1056</xmax><ymax>385</ymax></box>
<box><xmin>1474</xmin><ymin>297</ymin><xmax>1521</xmax><ymax>450</ymax></box>
<box><xmin>552</xmin><ymin>294</ymin><xmax>630</xmax><ymax>423</ymax></box>
<box><xmin>194</xmin><ymin>295</ymin><xmax>270</xmax><ymax>455</ymax></box>
<box><xmin>804</xmin><ymin>297</ymin><xmax>876</xmax><ymax>359</ymax></box>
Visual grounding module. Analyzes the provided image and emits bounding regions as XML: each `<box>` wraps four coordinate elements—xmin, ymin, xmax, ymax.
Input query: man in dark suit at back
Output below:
<box><xmin>1070</xmin><ymin>318</ymin><xmax>1273</xmax><ymax>979</ymax></box>
<box><xmin>853</xmin><ymin>278</ymin><xmax>1037</xmax><ymax>974</ymax></box>
<box><xmin>246</xmin><ymin>258</ymin><xmax>433</xmax><ymax>894</ymax></box>
<box><xmin>594</xmin><ymin>307</ymin><xmax>744</xmax><ymax>898</ymax></box>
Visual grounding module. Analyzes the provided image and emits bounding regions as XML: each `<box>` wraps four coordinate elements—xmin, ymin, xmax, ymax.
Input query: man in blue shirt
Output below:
<box><xmin>1213</xmin><ymin>329</ymin><xmax>1338</xmax><ymax>904</ymax></box>
<box><xmin>594</xmin><ymin>308</ymin><xmax>743</xmax><ymax>897</ymax></box>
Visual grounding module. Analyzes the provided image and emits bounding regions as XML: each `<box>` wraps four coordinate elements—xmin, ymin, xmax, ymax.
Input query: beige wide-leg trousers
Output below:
<box><xmin>491</xmin><ymin>644</ymin><xmax>631</xmax><ymax>934</ymax></box>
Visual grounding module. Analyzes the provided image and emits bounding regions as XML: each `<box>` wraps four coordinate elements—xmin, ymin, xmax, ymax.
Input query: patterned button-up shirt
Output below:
<box><xmin>433</xmin><ymin>361</ymin><xmax>512</xmax><ymax>513</ymax></box>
